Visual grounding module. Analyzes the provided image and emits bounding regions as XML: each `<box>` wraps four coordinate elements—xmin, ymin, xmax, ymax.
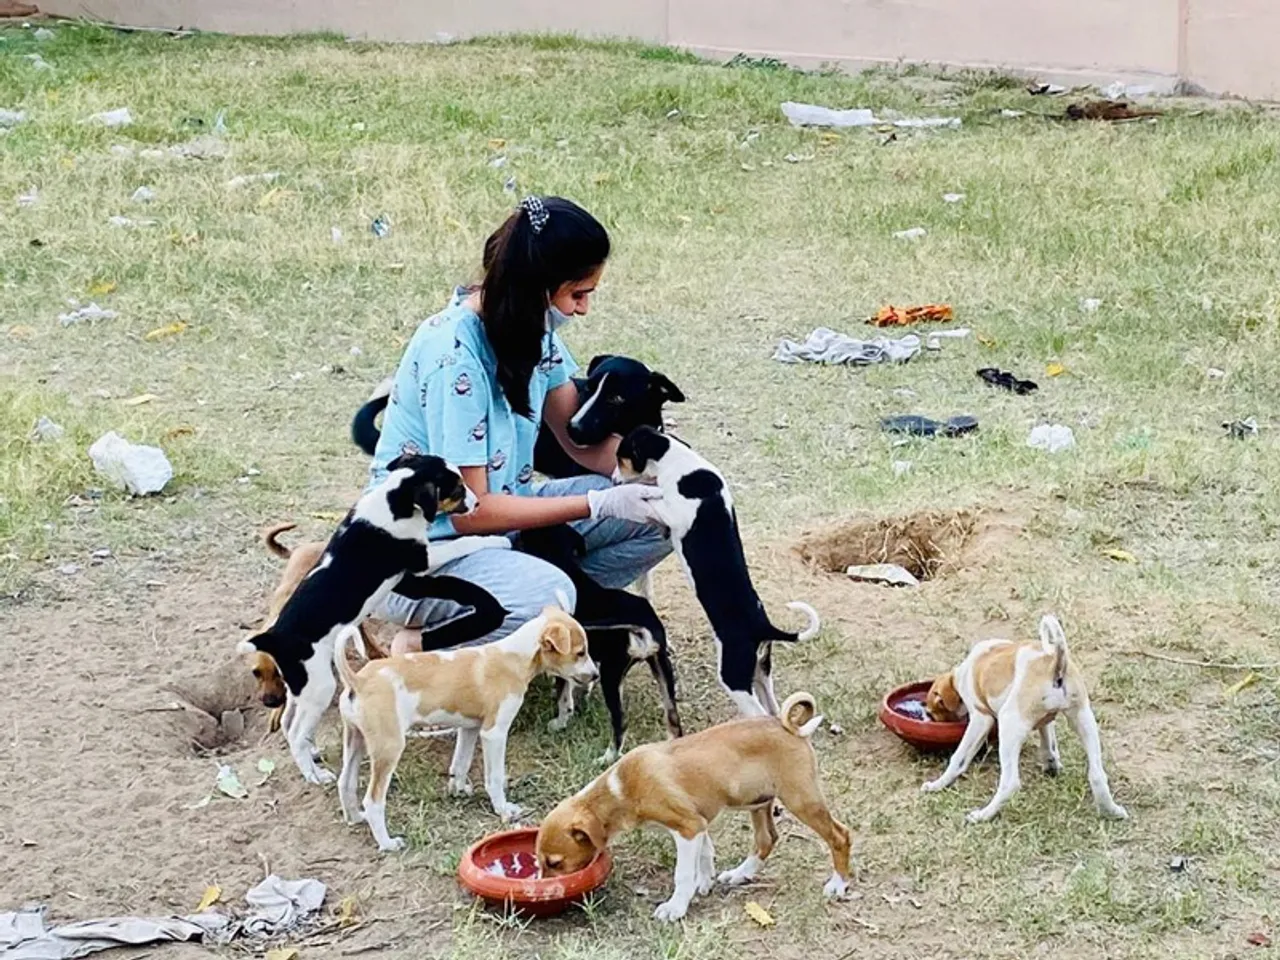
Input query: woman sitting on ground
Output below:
<box><xmin>368</xmin><ymin>196</ymin><xmax>670</xmax><ymax>655</ymax></box>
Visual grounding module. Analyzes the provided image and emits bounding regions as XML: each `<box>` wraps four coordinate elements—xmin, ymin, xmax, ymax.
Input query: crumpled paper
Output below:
<box><xmin>88</xmin><ymin>432</ymin><xmax>173</xmax><ymax>495</ymax></box>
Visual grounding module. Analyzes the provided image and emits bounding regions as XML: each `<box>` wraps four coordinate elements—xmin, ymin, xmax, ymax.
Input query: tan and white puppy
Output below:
<box><xmin>923</xmin><ymin>614</ymin><xmax>1128</xmax><ymax>824</ymax></box>
<box><xmin>536</xmin><ymin>692</ymin><xmax>851</xmax><ymax>922</ymax></box>
<box><xmin>334</xmin><ymin>602</ymin><xmax>598</xmax><ymax>852</ymax></box>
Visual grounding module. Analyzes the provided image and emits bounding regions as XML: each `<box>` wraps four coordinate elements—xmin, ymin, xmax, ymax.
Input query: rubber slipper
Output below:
<box><xmin>977</xmin><ymin>367</ymin><xmax>1039</xmax><ymax>395</ymax></box>
<box><xmin>881</xmin><ymin>414</ymin><xmax>979</xmax><ymax>437</ymax></box>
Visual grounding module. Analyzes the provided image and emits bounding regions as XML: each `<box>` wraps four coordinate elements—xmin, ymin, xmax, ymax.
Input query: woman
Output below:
<box><xmin>369</xmin><ymin>196</ymin><xmax>671</xmax><ymax>654</ymax></box>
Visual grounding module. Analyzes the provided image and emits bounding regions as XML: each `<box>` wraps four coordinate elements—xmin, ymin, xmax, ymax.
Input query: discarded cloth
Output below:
<box><xmin>88</xmin><ymin>431</ymin><xmax>173</xmax><ymax>495</ymax></box>
<box><xmin>240</xmin><ymin>875</ymin><xmax>326</xmax><ymax>937</ymax></box>
<box><xmin>1027</xmin><ymin>424</ymin><xmax>1075</xmax><ymax>453</ymax></box>
<box><xmin>867</xmin><ymin>304</ymin><xmax>953</xmax><ymax>328</ymax></box>
<box><xmin>773</xmin><ymin>328</ymin><xmax>920</xmax><ymax>365</ymax></box>
<box><xmin>782</xmin><ymin>102</ymin><xmax>961</xmax><ymax>129</ymax></box>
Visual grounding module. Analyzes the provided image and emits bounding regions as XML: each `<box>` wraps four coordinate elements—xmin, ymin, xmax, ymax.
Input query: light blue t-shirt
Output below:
<box><xmin>368</xmin><ymin>288</ymin><xmax>577</xmax><ymax>538</ymax></box>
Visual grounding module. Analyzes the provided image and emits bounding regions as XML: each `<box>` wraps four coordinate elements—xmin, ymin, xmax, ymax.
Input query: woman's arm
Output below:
<box><xmin>449</xmin><ymin>465</ymin><xmax>591</xmax><ymax>535</ymax></box>
<box><xmin>542</xmin><ymin>381</ymin><xmax>622</xmax><ymax>476</ymax></box>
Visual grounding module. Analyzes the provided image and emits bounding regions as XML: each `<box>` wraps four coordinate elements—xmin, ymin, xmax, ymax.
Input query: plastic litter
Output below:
<box><xmin>88</xmin><ymin>431</ymin><xmax>173</xmax><ymax>495</ymax></box>
<box><xmin>881</xmin><ymin>414</ymin><xmax>978</xmax><ymax>438</ymax></box>
<box><xmin>846</xmin><ymin>563</ymin><xmax>920</xmax><ymax>588</ymax></box>
<box><xmin>330</xmin><ymin>226</ymin><xmax>343</xmax><ymax>244</ymax></box>
<box><xmin>1026</xmin><ymin>424</ymin><xmax>1076</xmax><ymax>453</ymax></box>
<box><xmin>977</xmin><ymin>367</ymin><xmax>1038</xmax><ymax>395</ymax></box>
<box><xmin>1028</xmin><ymin>83</ymin><xmax>1068</xmax><ymax>95</ymax></box>
<box><xmin>1099</xmin><ymin>81</ymin><xmax>1154</xmax><ymax>100</ymax></box>
<box><xmin>17</xmin><ymin>185</ymin><xmax>38</xmax><ymax>207</ymax></box>
<box><xmin>370</xmin><ymin>215</ymin><xmax>391</xmax><ymax>238</ymax></box>
<box><xmin>1080</xmin><ymin>298</ymin><xmax>1103</xmax><ymax>313</ymax></box>
<box><xmin>131</xmin><ymin>186</ymin><xmax>155</xmax><ymax>203</ymax></box>
<box><xmin>88</xmin><ymin>107</ymin><xmax>133</xmax><ymax>128</ymax></box>
<box><xmin>0</xmin><ymin>108</ymin><xmax>26</xmax><ymax>127</ymax></box>
<box><xmin>108</xmin><ymin>215</ymin><xmax>158</xmax><ymax>228</ymax></box>
<box><xmin>1000</xmin><ymin>109</ymin><xmax>1025</xmax><ymax>118</ymax></box>
<box><xmin>32</xmin><ymin>416</ymin><xmax>65</xmax><ymax>441</ymax></box>
<box><xmin>893</xmin><ymin>227</ymin><xmax>927</xmax><ymax>241</ymax></box>
<box><xmin>59</xmin><ymin>303</ymin><xmax>117</xmax><ymax>326</ymax></box>
<box><xmin>942</xmin><ymin>192</ymin><xmax>965</xmax><ymax>203</ymax></box>
<box><xmin>1223</xmin><ymin>417</ymin><xmax>1258</xmax><ymax>439</ymax></box>
<box><xmin>26</xmin><ymin>53</ymin><xmax>53</xmax><ymax>71</ymax></box>
<box><xmin>868</xmin><ymin>303</ymin><xmax>952</xmax><ymax>328</ymax></box>
<box><xmin>781</xmin><ymin>101</ymin><xmax>959</xmax><ymax>129</ymax></box>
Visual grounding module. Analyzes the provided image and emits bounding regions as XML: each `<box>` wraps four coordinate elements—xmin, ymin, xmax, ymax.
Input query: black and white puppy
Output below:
<box><xmin>237</xmin><ymin>454</ymin><xmax>507</xmax><ymax>784</ymax></box>
<box><xmin>511</xmin><ymin>524</ymin><xmax>682</xmax><ymax>762</ymax></box>
<box><xmin>616</xmin><ymin>427</ymin><xmax>820</xmax><ymax>717</ymax></box>
<box><xmin>351</xmin><ymin>355</ymin><xmax>686</xmax><ymax>480</ymax></box>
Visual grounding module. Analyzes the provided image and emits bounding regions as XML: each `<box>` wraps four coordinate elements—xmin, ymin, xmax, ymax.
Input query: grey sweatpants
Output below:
<box><xmin>378</xmin><ymin>475</ymin><xmax>672</xmax><ymax>642</ymax></box>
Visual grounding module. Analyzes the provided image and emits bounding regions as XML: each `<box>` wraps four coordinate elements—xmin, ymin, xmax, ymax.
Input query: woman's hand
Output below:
<box><xmin>586</xmin><ymin>484</ymin><xmax>667</xmax><ymax>525</ymax></box>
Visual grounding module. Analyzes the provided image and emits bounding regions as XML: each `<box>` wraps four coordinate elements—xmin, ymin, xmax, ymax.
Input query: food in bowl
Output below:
<box><xmin>457</xmin><ymin>827</ymin><xmax>611</xmax><ymax>918</ymax></box>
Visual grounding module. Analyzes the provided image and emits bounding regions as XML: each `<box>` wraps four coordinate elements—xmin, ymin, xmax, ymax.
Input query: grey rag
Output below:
<box><xmin>773</xmin><ymin>327</ymin><xmax>921</xmax><ymax>365</ymax></box>
<box><xmin>1</xmin><ymin>875</ymin><xmax>325</xmax><ymax>960</ymax></box>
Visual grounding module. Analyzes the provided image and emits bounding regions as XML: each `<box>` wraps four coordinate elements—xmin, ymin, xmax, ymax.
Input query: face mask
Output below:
<box><xmin>545</xmin><ymin>304</ymin><xmax>573</xmax><ymax>334</ymax></box>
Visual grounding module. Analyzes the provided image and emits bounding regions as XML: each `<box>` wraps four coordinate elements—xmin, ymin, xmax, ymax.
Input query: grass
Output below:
<box><xmin>4</xmin><ymin>21</ymin><xmax>1280</xmax><ymax>960</ymax></box>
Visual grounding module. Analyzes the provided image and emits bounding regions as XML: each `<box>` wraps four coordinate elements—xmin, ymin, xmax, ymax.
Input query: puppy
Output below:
<box><xmin>616</xmin><ymin>426</ymin><xmax>819</xmax><ymax>717</ymax></box>
<box><xmin>512</xmin><ymin>524</ymin><xmax>682</xmax><ymax>761</ymax></box>
<box><xmin>537</xmin><ymin>692</ymin><xmax>851</xmax><ymax>922</ymax></box>
<box><xmin>351</xmin><ymin>355</ymin><xmax>686</xmax><ymax>480</ymax></box>
<box><xmin>335</xmin><ymin>604</ymin><xmax>598</xmax><ymax>851</ymax></box>
<box><xmin>923</xmin><ymin>614</ymin><xmax>1128</xmax><ymax>823</ymax></box>
<box><xmin>237</xmin><ymin>454</ymin><xmax>499</xmax><ymax>784</ymax></box>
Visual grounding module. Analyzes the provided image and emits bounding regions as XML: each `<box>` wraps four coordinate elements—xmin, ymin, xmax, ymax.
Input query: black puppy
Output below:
<box><xmin>616</xmin><ymin>427</ymin><xmax>820</xmax><ymax>717</ymax></box>
<box><xmin>238</xmin><ymin>454</ymin><xmax>501</xmax><ymax>784</ymax></box>
<box><xmin>351</xmin><ymin>355</ymin><xmax>685</xmax><ymax>480</ymax></box>
<box><xmin>514</xmin><ymin>524</ymin><xmax>682</xmax><ymax>762</ymax></box>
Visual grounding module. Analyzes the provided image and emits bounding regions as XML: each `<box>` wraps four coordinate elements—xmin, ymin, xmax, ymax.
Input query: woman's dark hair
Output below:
<box><xmin>480</xmin><ymin>197</ymin><xmax>610</xmax><ymax>418</ymax></box>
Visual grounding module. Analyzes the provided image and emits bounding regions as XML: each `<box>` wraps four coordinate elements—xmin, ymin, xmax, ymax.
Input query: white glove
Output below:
<box><xmin>587</xmin><ymin>483</ymin><xmax>666</xmax><ymax>525</ymax></box>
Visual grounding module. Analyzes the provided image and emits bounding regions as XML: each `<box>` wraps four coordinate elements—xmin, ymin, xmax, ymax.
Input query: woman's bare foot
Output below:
<box><xmin>391</xmin><ymin>627</ymin><xmax>423</xmax><ymax>656</ymax></box>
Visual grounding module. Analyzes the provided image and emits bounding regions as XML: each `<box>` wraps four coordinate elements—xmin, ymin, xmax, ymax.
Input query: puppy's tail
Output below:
<box><xmin>351</xmin><ymin>377</ymin><xmax>393</xmax><ymax>456</ymax></box>
<box><xmin>262</xmin><ymin>523</ymin><xmax>297</xmax><ymax>560</ymax></box>
<box><xmin>333</xmin><ymin>625</ymin><xmax>367</xmax><ymax>692</ymax></box>
<box><xmin>1039</xmin><ymin>614</ymin><xmax>1069</xmax><ymax>686</ymax></box>
<box><xmin>779</xmin><ymin>691</ymin><xmax>824</xmax><ymax>738</ymax></box>
<box><xmin>772</xmin><ymin>601</ymin><xmax>820</xmax><ymax>642</ymax></box>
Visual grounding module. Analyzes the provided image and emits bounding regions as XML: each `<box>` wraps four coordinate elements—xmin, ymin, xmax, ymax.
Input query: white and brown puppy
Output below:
<box><xmin>616</xmin><ymin>426</ymin><xmax>819</xmax><ymax>717</ymax></box>
<box><xmin>923</xmin><ymin>614</ymin><xmax>1128</xmax><ymax>824</ymax></box>
<box><xmin>537</xmin><ymin>692</ymin><xmax>851</xmax><ymax>922</ymax></box>
<box><xmin>334</xmin><ymin>603</ymin><xmax>598</xmax><ymax>852</ymax></box>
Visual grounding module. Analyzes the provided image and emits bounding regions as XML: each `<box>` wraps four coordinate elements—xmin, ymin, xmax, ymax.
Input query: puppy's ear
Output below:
<box><xmin>570</xmin><ymin>812</ymin><xmax>605</xmax><ymax>851</ymax></box>
<box><xmin>238</xmin><ymin>632</ymin><xmax>273</xmax><ymax>657</ymax></box>
<box><xmin>938</xmin><ymin>673</ymin><xmax>962</xmax><ymax>716</ymax></box>
<box><xmin>414</xmin><ymin>481</ymin><xmax>441</xmax><ymax>520</ymax></box>
<box><xmin>649</xmin><ymin>372</ymin><xmax>686</xmax><ymax>403</ymax></box>
<box><xmin>386</xmin><ymin>452</ymin><xmax>412</xmax><ymax>472</ymax></box>
<box><xmin>540</xmin><ymin>620</ymin><xmax>573</xmax><ymax>656</ymax></box>
<box><xmin>586</xmin><ymin>355</ymin><xmax>614</xmax><ymax>377</ymax></box>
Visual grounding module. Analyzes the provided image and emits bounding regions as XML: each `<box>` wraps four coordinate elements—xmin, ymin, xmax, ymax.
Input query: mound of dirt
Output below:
<box><xmin>793</xmin><ymin>509</ymin><xmax>980</xmax><ymax>581</ymax></box>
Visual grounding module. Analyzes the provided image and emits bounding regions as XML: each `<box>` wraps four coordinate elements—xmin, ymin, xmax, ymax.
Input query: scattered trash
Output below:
<box><xmin>330</xmin><ymin>226</ymin><xmax>343</xmax><ymax>244</ymax></box>
<box><xmin>196</xmin><ymin>886</ymin><xmax>222</xmax><ymax>912</ymax></box>
<box><xmin>90</xmin><ymin>548</ymin><xmax>111</xmax><ymax>561</ymax></box>
<box><xmin>122</xmin><ymin>393</ymin><xmax>159</xmax><ymax>407</ymax></box>
<box><xmin>1099</xmin><ymin>81</ymin><xmax>1155</xmax><ymax>100</ymax></box>
<box><xmin>17</xmin><ymin>185</ymin><xmax>38</xmax><ymax>207</ymax></box>
<box><xmin>139</xmin><ymin>148</ymin><xmax>166</xmax><ymax>160</ymax></box>
<box><xmin>32</xmin><ymin>416</ymin><xmax>64</xmax><ymax>441</ymax></box>
<box><xmin>846</xmin><ymin>563</ymin><xmax>920</xmax><ymax>588</ymax></box>
<box><xmin>59</xmin><ymin>303</ymin><xmax>118</xmax><ymax>326</ymax></box>
<box><xmin>892</xmin><ymin>460</ymin><xmax>912</xmax><ymax>477</ymax></box>
<box><xmin>370</xmin><ymin>215</ymin><xmax>391</xmax><ymax>238</ymax></box>
<box><xmin>1045</xmin><ymin>362</ymin><xmax>1066</xmax><ymax>377</ymax></box>
<box><xmin>0</xmin><ymin>108</ymin><xmax>26</xmax><ymax>127</ymax></box>
<box><xmin>88</xmin><ymin>280</ymin><xmax>117</xmax><ymax>296</ymax></box>
<box><xmin>488</xmin><ymin>155</ymin><xmax>507</xmax><ymax>168</ymax></box>
<box><xmin>977</xmin><ymin>334</ymin><xmax>997</xmax><ymax>348</ymax></box>
<box><xmin>108</xmin><ymin>215</ymin><xmax>158</xmax><ymax>228</ymax></box>
<box><xmin>999</xmin><ymin>108</ymin><xmax>1025</xmax><ymax>118</ymax></box>
<box><xmin>774</xmin><ymin>328</ymin><xmax>921</xmax><ymax>365</ymax></box>
<box><xmin>87</xmin><ymin>107</ymin><xmax>133</xmax><ymax>128</ymax></box>
<box><xmin>881</xmin><ymin>415</ymin><xmax>978</xmax><ymax>438</ymax></box>
<box><xmin>828</xmin><ymin>723</ymin><xmax>845</xmax><ymax>735</ymax></box>
<box><xmin>1026</xmin><ymin>424</ymin><xmax>1076</xmax><ymax>453</ymax></box>
<box><xmin>225</xmin><ymin>172</ymin><xmax>280</xmax><ymax>190</ymax></box>
<box><xmin>1206</xmin><ymin>367</ymin><xmax>1226</xmax><ymax>380</ymax></box>
<box><xmin>868</xmin><ymin>304</ymin><xmax>953</xmax><ymax>328</ymax></box>
<box><xmin>1080</xmin><ymin>298</ymin><xmax>1103</xmax><ymax>313</ymax></box>
<box><xmin>783</xmin><ymin>152</ymin><xmax>814</xmax><ymax>163</ymax></box>
<box><xmin>349</xmin><ymin>345</ymin><xmax>362</xmax><ymax>357</ymax></box>
<box><xmin>665</xmin><ymin>108</ymin><xmax>681</xmax><ymax>120</ymax></box>
<box><xmin>57</xmin><ymin>563</ymin><xmax>81</xmax><ymax>576</ymax></box>
<box><xmin>255</xmin><ymin>757</ymin><xmax>276</xmax><ymax>785</ymax></box>
<box><xmin>215</xmin><ymin>764</ymin><xmax>248</xmax><ymax>800</ymax></box>
<box><xmin>942</xmin><ymin>192</ymin><xmax>965</xmax><ymax>203</ymax></box>
<box><xmin>88</xmin><ymin>431</ymin><xmax>173</xmax><ymax>495</ymax></box>
<box><xmin>1223</xmin><ymin>417</ymin><xmax>1258</xmax><ymax>439</ymax></box>
<box><xmin>169</xmin><ymin>136</ymin><xmax>230</xmax><ymax>160</ymax></box>
<box><xmin>895</xmin><ymin>699</ymin><xmax>930</xmax><ymax>721</ymax></box>
<box><xmin>1246</xmin><ymin>932</ymin><xmax>1271</xmax><ymax>949</ymax></box>
<box><xmin>923</xmin><ymin>328</ymin><xmax>970</xmax><ymax>350</ymax></box>
<box><xmin>892</xmin><ymin>227</ymin><xmax>927</xmax><ymax>241</ymax></box>
<box><xmin>1065</xmin><ymin>100</ymin><xmax>1160</xmax><ymax>121</ymax></box>
<box><xmin>1225</xmin><ymin>673</ymin><xmax>1260</xmax><ymax>697</ymax></box>
<box><xmin>503</xmin><ymin>175</ymin><xmax>517</xmax><ymax>193</ymax></box>
<box><xmin>351</xmin><ymin>121</ymin><xmax>365</xmax><ymax>132</ymax></box>
<box><xmin>781</xmin><ymin>101</ymin><xmax>960</xmax><ymax>129</ymax></box>
<box><xmin>977</xmin><ymin>367</ymin><xmax>1038</xmax><ymax>395</ymax></box>
<box><xmin>32</xmin><ymin>26</ymin><xmax>53</xmax><ymax>39</ymax></box>
<box><xmin>1168</xmin><ymin>856</ymin><xmax>1187</xmax><ymax>873</ymax></box>
<box><xmin>1028</xmin><ymin>83</ymin><xmax>1068</xmax><ymax>96</ymax></box>
<box><xmin>131</xmin><ymin>185</ymin><xmax>155</xmax><ymax>203</ymax></box>
<box><xmin>744</xmin><ymin>902</ymin><xmax>776</xmax><ymax>928</ymax></box>
<box><xmin>25</xmin><ymin>52</ymin><xmax>52</xmax><ymax>71</ymax></box>
<box><xmin>1103</xmin><ymin>548</ymin><xmax>1138</xmax><ymax>563</ymax></box>
<box><xmin>144</xmin><ymin>321</ymin><xmax>188</xmax><ymax>341</ymax></box>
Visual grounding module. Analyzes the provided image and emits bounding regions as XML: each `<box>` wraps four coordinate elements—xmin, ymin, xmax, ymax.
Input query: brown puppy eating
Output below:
<box><xmin>536</xmin><ymin>692</ymin><xmax>851</xmax><ymax>922</ymax></box>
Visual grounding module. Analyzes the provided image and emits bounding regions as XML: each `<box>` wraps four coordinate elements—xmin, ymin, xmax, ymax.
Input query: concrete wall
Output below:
<box><xmin>36</xmin><ymin>0</ymin><xmax>1280</xmax><ymax>102</ymax></box>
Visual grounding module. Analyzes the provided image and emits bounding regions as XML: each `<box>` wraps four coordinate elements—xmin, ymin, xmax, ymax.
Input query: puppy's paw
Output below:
<box><xmin>696</xmin><ymin>876</ymin><xmax>714</xmax><ymax>897</ymax></box>
<box><xmin>479</xmin><ymin>536</ymin><xmax>512</xmax><ymax>551</ymax></box>
<box><xmin>965</xmin><ymin>807</ymin><xmax>997</xmax><ymax>825</ymax></box>
<box><xmin>652</xmin><ymin>900</ymin><xmax>687</xmax><ymax>923</ymax></box>
<box><xmin>547</xmin><ymin>716</ymin><xmax>572</xmax><ymax>733</ymax></box>
<box><xmin>303</xmin><ymin>766</ymin><xmax>336</xmax><ymax>786</ymax></box>
<box><xmin>1102</xmin><ymin>801</ymin><xmax>1129</xmax><ymax>820</ymax></box>
<box><xmin>823</xmin><ymin>873</ymin><xmax>849</xmax><ymax>899</ymax></box>
<box><xmin>920</xmin><ymin>779</ymin><xmax>945</xmax><ymax>794</ymax></box>
<box><xmin>378</xmin><ymin>836</ymin><xmax>407</xmax><ymax>854</ymax></box>
<box><xmin>447</xmin><ymin>778</ymin><xmax>474</xmax><ymax>797</ymax></box>
<box><xmin>497</xmin><ymin>802</ymin><xmax>524</xmax><ymax>822</ymax></box>
<box><xmin>341</xmin><ymin>808</ymin><xmax>366</xmax><ymax>825</ymax></box>
<box><xmin>1043</xmin><ymin>758</ymin><xmax>1063</xmax><ymax>777</ymax></box>
<box><xmin>595</xmin><ymin>745</ymin><xmax>619</xmax><ymax>766</ymax></box>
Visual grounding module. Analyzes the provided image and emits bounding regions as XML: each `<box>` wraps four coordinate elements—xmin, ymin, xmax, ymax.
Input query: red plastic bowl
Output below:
<box><xmin>457</xmin><ymin>827</ymin><xmax>612</xmax><ymax>918</ymax></box>
<box><xmin>879</xmin><ymin>680</ymin><xmax>982</xmax><ymax>753</ymax></box>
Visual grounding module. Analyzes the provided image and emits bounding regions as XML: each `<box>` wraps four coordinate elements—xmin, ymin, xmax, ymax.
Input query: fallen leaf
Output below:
<box><xmin>215</xmin><ymin>765</ymin><xmax>248</xmax><ymax>800</ymax></box>
<box><xmin>195</xmin><ymin>885</ymin><xmax>221</xmax><ymax>911</ymax></box>
<box><xmin>445</xmin><ymin>217</ymin><xmax>463</xmax><ymax>231</ymax></box>
<box><xmin>8</xmin><ymin>325</ymin><xmax>35</xmax><ymax>340</ymax></box>
<box><xmin>169</xmin><ymin>231</ymin><xmax>200</xmax><ymax>247</ymax></box>
<box><xmin>336</xmin><ymin>895</ymin><xmax>360</xmax><ymax>927</ymax></box>
<box><xmin>819</xmin><ymin>132</ymin><xmax>841</xmax><ymax>146</ymax></box>
<box><xmin>257</xmin><ymin>187</ymin><xmax>290</xmax><ymax>208</ymax></box>
<box><xmin>164</xmin><ymin>425</ymin><xmax>195</xmax><ymax>440</ymax></box>
<box><xmin>265</xmin><ymin>949</ymin><xmax>299</xmax><ymax>960</ymax></box>
<box><xmin>1103</xmin><ymin>548</ymin><xmax>1138</xmax><ymax>563</ymax></box>
<box><xmin>89</xmin><ymin>280</ymin><xmax>117</xmax><ymax>296</ymax></box>
<box><xmin>60</xmin><ymin>156</ymin><xmax>75</xmax><ymax>170</ymax></box>
<box><xmin>592</xmin><ymin>172</ymin><xmax>611</xmax><ymax>185</ymax></box>
<box><xmin>1247</xmin><ymin>932</ymin><xmax>1271</xmax><ymax>948</ymax></box>
<box><xmin>184</xmin><ymin>795</ymin><xmax>212</xmax><ymax>810</ymax></box>
<box><xmin>744</xmin><ymin>901</ymin><xmax>775</xmax><ymax>928</ymax></box>
<box><xmin>1046</xmin><ymin>362</ymin><xmax>1066</xmax><ymax>377</ymax></box>
<box><xmin>123</xmin><ymin>393</ymin><xmax>159</xmax><ymax>406</ymax></box>
<box><xmin>488</xmin><ymin>138</ymin><xmax>507</xmax><ymax>150</ymax></box>
<box><xmin>257</xmin><ymin>757</ymin><xmax>276</xmax><ymax>775</ymax></box>
<box><xmin>1226</xmin><ymin>673</ymin><xmax>1260</xmax><ymax>697</ymax></box>
<box><xmin>311</xmin><ymin>511</ymin><xmax>345</xmax><ymax>522</ymax></box>
<box><xmin>977</xmin><ymin>334</ymin><xmax>997</xmax><ymax>348</ymax></box>
<box><xmin>145</xmin><ymin>321</ymin><xmax>188</xmax><ymax>342</ymax></box>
